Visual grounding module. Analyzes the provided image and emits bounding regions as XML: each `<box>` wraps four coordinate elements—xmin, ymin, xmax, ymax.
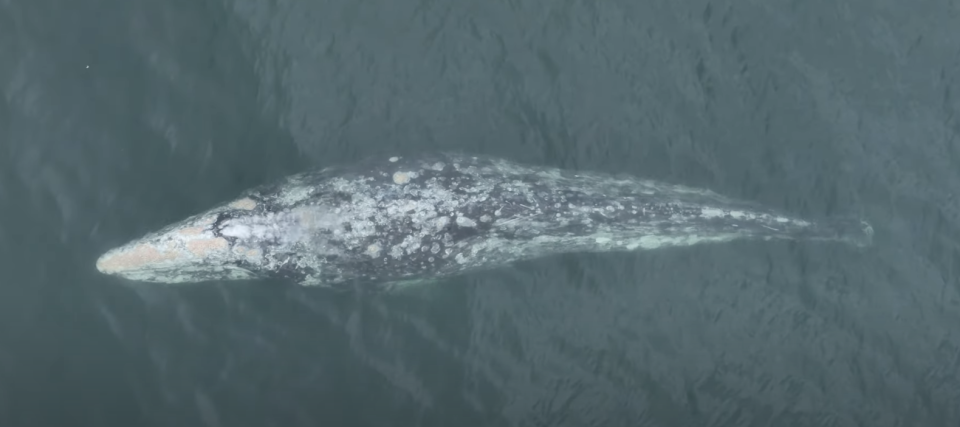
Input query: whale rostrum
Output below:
<box><xmin>96</xmin><ymin>153</ymin><xmax>873</xmax><ymax>289</ymax></box>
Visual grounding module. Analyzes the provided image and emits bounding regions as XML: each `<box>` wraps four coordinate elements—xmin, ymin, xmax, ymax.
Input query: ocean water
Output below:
<box><xmin>1</xmin><ymin>0</ymin><xmax>958</xmax><ymax>426</ymax></box>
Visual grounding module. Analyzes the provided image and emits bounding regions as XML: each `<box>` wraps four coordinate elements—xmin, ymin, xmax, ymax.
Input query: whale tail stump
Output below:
<box><xmin>810</xmin><ymin>217</ymin><xmax>874</xmax><ymax>248</ymax></box>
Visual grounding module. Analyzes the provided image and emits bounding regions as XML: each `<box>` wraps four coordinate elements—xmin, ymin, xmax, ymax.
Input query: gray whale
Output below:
<box><xmin>96</xmin><ymin>153</ymin><xmax>872</xmax><ymax>289</ymax></box>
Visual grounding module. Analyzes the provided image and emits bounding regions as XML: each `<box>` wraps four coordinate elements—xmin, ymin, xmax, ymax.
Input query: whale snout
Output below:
<box><xmin>96</xmin><ymin>243</ymin><xmax>182</xmax><ymax>276</ymax></box>
<box><xmin>96</xmin><ymin>213</ymin><xmax>259</xmax><ymax>283</ymax></box>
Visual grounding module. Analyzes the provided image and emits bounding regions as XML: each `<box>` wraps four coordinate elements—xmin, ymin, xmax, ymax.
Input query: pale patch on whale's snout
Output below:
<box><xmin>96</xmin><ymin>213</ymin><xmax>259</xmax><ymax>283</ymax></box>
<box><xmin>96</xmin><ymin>242</ymin><xmax>182</xmax><ymax>274</ymax></box>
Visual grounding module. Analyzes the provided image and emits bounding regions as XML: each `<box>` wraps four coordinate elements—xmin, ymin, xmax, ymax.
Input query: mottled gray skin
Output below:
<box><xmin>186</xmin><ymin>153</ymin><xmax>870</xmax><ymax>290</ymax></box>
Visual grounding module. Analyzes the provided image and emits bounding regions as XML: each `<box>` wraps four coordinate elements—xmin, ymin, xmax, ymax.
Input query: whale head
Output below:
<box><xmin>95</xmin><ymin>196</ymin><xmax>314</xmax><ymax>284</ymax></box>
<box><xmin>96</xmin><ymin>198</ymin><xmax>263</xmax><ymax>284</ymax></box>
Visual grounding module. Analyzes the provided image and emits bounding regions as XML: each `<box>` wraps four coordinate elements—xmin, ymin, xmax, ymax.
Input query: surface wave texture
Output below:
<box><xmin>1</xmin><ymin>0</ymin><xmax>958</xmax><ymax>426</ymax></box>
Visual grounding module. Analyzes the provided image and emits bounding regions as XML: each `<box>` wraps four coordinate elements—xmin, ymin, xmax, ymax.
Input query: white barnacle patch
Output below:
<box><xmin>389</xmin><ymin>244</ymin><xmax>404</xmax><ymax>259</ymax></box>
<box><xmin>389</xmin><ymin>156</ymin><xmax>400</xmax><ymax>162</ymax></box>
<box><xmin>294</xmin><ymin>208</ymin><xmax>340</xmax><ymax>232</ymax></box>
<box><xmin>700</xmin><ymin>207</ymin><xmax>725</xmax><ymax>218</ymax></box>
<box><xmin>392</xmin><ymin>171</ymin><xmax>418</xmax><ymax>185</ymax></box>
<box><xmin>400</xmin><ymin>235</ymin><xmax>421</xmax><ymax>254</ymax></box>
<box><xmin>366</xmin><ymin>244</ymin><xmax>382</xmax><ymax>258</ymax></box>
<box><xmin>434</xmin><ymin>216</ymin><xmax>450</xmax><ymax>232</ymax></box>
<box><xmin>228</xmin><ymin>198</ymin><xmax>257</xmax><ymax>210</ymax></box>
<box><xmin>455</xmin><ymin>215</ymin><xmax>477</xmax><ymax>227</ymax></box>
<box><xmin>618</xmin><ymin>232</ymin><xmax>748</xmax><ymax>251</ymax></box>
<box><xmin>411</xmin><ymin>208</ymin><xmax>438</xmax><ymax>224</ymax></box>
<box><xmin>479</xmin><ymin>214</ymin><xmax>492</xmax><ymax>223</ymax></box>
<box><xmin>221</xmin><ymin>220</ymin><xmax>271</xmax><ymax>240</ymax></box>
<box><xmin>279</xmin><ymin>185</ymin><xmax>314</xmax><ymax>205</ymax></box>
<box><xmin>351</xmin><ymin>220</ymin><xmax>377</xmax><ymax>237</ymax></box>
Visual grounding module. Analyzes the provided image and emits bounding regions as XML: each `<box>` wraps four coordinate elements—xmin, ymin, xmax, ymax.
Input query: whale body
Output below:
<box><xmin>96</xmin><ymin>153</ymin><xmax>872</xmax><ymax>289</ymax></box>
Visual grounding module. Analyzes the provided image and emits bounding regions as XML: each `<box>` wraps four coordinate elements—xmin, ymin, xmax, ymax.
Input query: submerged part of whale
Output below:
<box><xmin>96</xmin><ymin>153</ymin><xmax>872</xmax><ymax>289</ymax></box>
